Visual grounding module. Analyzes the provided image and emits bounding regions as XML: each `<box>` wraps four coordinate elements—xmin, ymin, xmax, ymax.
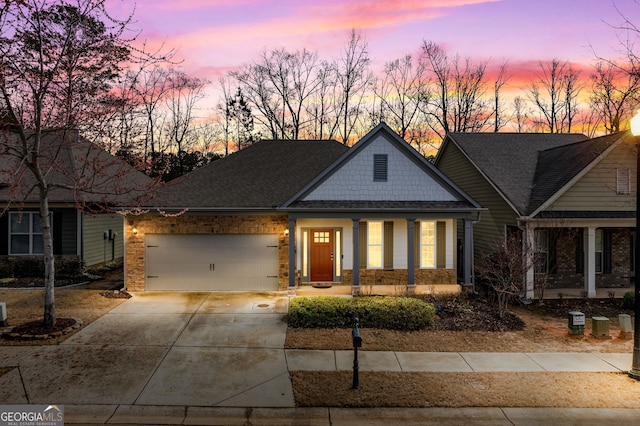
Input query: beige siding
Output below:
<box><xmin>549</xmin><ymin>141</ymin><xmax>636</xmax><ymax>211</ymax></box>
<box><xmin>437</xmin><ymin>142</ymin><xmax>518</xmax><ymax>255</ymax></box>
<box><xmin>83</xmin><ymin>214</ymin><xmax>124</xmax><ymax>267</ymax></box>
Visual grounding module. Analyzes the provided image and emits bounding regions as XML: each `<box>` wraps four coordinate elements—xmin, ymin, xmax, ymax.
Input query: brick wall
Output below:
<box><xmin>125</xmin><ymin>214</ymin><xmax>288</xmax><ymax>291</ymax></box>
<box><xmin>536</xmin><ymin>227</ymin><xmax>632</xmax><ymax>290</ymax></box>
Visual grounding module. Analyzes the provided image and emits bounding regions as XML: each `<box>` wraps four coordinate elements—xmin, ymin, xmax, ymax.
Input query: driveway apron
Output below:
<box><xmin>3</xmin><ymin>292</ymin><xmax>294</xmax><ymax>407</ymax></box>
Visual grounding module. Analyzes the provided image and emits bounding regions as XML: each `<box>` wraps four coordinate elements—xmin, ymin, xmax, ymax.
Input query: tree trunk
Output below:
<box><xmin>39</xmin><ymin>191</ymin><xmax>56</xmax><ymax>326</ymax></box>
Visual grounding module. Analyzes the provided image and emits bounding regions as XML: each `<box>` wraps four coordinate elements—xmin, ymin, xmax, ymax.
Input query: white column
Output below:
<box><xmin>585</xmin><ymin>227</ymin><xmax>597</xmax><ymax>298</ymax></box>
<box><xmin>524</xmin><ymin>224</ymin><xmax>535</xmax><ymax>299</ymax></box>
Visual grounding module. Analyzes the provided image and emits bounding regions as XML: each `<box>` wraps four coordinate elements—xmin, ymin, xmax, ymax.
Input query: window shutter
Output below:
<box><xmin>436</xmin><ymin>221</ymin><xmax>446</xmax><ymax>268</ymax></box>
<box><xmin>0</xmin><ymin>214</ymin><xmax>7</xmax><ymax>255</ymax></box>
<box><xmin>617</xmin><ymin>168</ymin><xmax>631</xmax><ymax>194</ymax></box>
<box><xmin>414</xmin><ymin>222</ymin><xmax>420</xmax><ymax>266</ymax></box>
<box><xmin>548</xmin><ymin>232</ymin><xmax>558</xmax><ymax>274</ymax></box>
<box><xmin>359</xmin><ymin>221</ymin><xmax>367</xmax><ymax>268</ymax></box>
<box><xmin>53</xmin><ymin>211</ymin><xmax>62</xmax><ymax>255</ymax></box>
<box><xmin>603</xmin><ymin>229</ymin><xmax>612</xmax><ymax>274</ymax></box>
<box><xmin>373</xmin><ymin>154</ymin><xmax>388</xmax><ymax>181</ymax></box>
<box><xmin>384</xmin><ymin>221</ymin><xmax>393</xmax><ymax>269</ymax></box>
<box><xmin>575</xmin><ymin>230</ymin><xmax>584</xmax><ymax>274</ymax></box>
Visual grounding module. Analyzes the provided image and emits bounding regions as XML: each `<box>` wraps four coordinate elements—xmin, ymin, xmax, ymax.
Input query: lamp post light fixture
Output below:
<box><xmin>629</xmin><ymin>109</ymin><xmax>640</xmax><ymax>380</ymax></box>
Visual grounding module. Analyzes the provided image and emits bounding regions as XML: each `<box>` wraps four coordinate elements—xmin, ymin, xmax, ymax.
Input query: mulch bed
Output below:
<box><xmin>3</xmin><ymin>317</ymin><xmax>83</xmax><ymax>340</ymax></box>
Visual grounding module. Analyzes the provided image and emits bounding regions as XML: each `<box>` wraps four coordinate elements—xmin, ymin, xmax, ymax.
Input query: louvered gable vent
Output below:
<box><xmin>373</xmin><ymin>154</ymin><xmax>388</xmax><ymax>181</ymax></box>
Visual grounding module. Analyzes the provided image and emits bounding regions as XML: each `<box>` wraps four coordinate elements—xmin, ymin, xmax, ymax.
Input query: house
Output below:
<box><xmin>434</xmin><ymin>131</ymin><xmax>634</xmax><ymax>299</ymax></box>
<box><xmin>124</xmin><ymin>123</ymin><xmax>483</xmax><ymax>293</ymax></box>
<box><xmin>0</xmin><ymin>130</ymin><xmax>154</xmax><ymax>276</ymax></box>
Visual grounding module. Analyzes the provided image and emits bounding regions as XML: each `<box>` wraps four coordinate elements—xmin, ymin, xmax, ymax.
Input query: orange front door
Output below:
<box><xmin>310</xmin><ymin>229</ymin><xmax>334</xmax><ymax>282</ymax></box>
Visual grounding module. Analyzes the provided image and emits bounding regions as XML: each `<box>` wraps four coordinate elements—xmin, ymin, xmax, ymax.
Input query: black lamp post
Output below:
<box><xmin>630</xmin><ymin>110</ymin><xmax>640</xmax><ymax>380</ymax></box>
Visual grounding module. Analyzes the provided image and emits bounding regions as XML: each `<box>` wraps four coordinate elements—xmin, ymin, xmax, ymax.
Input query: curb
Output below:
<box><xmin>64</xmin><ymin>405</ymin><xmax>640</xmax><ymax>425</ymax></box>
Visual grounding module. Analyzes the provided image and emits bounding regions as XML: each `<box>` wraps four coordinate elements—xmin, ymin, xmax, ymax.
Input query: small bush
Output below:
<box><xmin>287</xmin><ymin>296</ymin><xmax>436</xmax><ymax>331</ymax></box>
<box><xmin>623</xmin><ymin>291</ymin><xmax>635</xmax><ymax>310</ymax></box>
<box><xmin>1</xmin><ymin>257</ymin><xmax>84</xmax><ymax>279</ymax></box>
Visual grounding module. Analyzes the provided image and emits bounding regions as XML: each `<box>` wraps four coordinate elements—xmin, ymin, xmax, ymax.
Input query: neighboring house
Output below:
<box><xmin>435</xmin><ymin>131</ymin><xmax>634</xmax><ymax>299</ymax></box>
<box><xmin>0</xmin><ymin>130</ymin><xmax>153</xmax><ymax>275</ymax></box>
<box><xmin>124</xmin><ymin>123</ymin><xmax>482</xmax><ymax>293</ymax></box>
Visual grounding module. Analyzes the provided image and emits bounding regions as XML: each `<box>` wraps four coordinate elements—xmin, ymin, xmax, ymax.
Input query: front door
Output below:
<box><xmin>310</xmin><ymin>229</ymin><xmax>334</xmax><ymax>282</ymax></box>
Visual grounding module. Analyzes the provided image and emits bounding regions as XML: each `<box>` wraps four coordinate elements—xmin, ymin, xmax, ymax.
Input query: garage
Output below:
<box><xmin>145</xmin><ymin>234</ymin><xmax>279</xmax><ymax>291</ymax></box>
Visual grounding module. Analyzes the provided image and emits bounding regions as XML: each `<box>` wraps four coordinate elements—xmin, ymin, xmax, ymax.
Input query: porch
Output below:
<box><xmin>295</xmin><ymin>284</ymin><xmax>632</xmax><ymax>299</ymax></box>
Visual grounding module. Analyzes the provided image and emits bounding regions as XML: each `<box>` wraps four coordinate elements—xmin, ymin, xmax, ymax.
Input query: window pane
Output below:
<box><xmin>369</xmin><ymin>246</ymin><xmax>383</xmax><ymax>268</ymax></box>
<box><xmin>368</xmin><ymin>222</ymin><xmax>382</xmax><ymax>244</ymax></box>
<box><xmin>367</xmin><ymin>221</ymin><xmax>383</xmax><ymax>268</ymax></box>
<box><xmin>11</xmin><ymin>235</ymin><xmax>30</xmax><ymax>254</ymax></box>
<box><xmin>10</xmin><ymin>214</ymin><xmax>30</xmax><ymax>233</ymax></box>
<box><xmin>422</xmin><ymin>246</ymin><xmax>435</xmax><ymax>268</ymax></box>
<box><xmin>421</xmin><ymin>222</ymin><xmax>434</xmax><ymax>244</ymax></box>
<box><xmin>32</xmin><ymin>235</ymin><xmax>44</xmax><ymax>254</ymax></box>
<box><xmin>32</xmin><ymin>214</ymin><xmax>42</xmax><ymax>233</ymax></box>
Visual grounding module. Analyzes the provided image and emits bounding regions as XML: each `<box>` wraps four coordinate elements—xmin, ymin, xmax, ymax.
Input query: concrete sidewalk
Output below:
<box><xmin>1</xmin><ymin>291</ymin><xmax>638</xmax><ymax>425</ymax></box>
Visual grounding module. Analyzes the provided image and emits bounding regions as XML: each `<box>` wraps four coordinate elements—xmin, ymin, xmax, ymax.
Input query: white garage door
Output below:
<box><xmin>145</xmin><ymin>234</ymin><xmax>279</xmax><ymax>291</ymax></box>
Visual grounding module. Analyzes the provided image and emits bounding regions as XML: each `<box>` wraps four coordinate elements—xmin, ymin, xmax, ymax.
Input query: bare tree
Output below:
<box><xmin>419</xmin><ymin>41</ymin><xmax>491</xmax><ymax>139</ymax></box>
<box><xmin>0</xmin><ymin>0</ymin><xmax>157</xmax><ymax>326</ymax></box>
<box><xmin>331</xmin><ymin>30</ymin><xmax>374</xmax><ymax>144</ymax></box>
<box><xmin>526</xmin><ymin>58</ymin><xmax>582</xmax><ymax>133</ymax></box>
<box><xmin>475</xmin><ymin>232</ymin><xmax>535</xmax><ymax>319</ymax></box>
<box><xmin>589</xmin><ymin>60</ymin><xmax>640</xmax><ymax>133</ymax></box>
<box><xmin>163</xmin><ymin>69</ymin><xmax>208</xmax><ymax>177</ymax></box>
<box><xmin>492</xmin><ymin>61</ymin><xmax>510</xmax><ymax>132</ymax></box>
<box><xmin>376</xmin><ymin>54</ymin><xmax>427</xmax><ymax>142</ymax></box>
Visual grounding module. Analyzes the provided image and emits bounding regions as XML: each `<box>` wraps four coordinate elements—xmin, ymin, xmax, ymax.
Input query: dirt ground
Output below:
<box><xmin>1</xmin><ymin>274</ymin><xmax>638</xmax><ymax>408</ymax></box>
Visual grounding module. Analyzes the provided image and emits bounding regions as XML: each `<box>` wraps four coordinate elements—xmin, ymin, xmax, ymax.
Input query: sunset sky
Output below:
<box><xmin>108</xmin><ymin>0</ymin><xmax>638</xmax><ymax>78</ymax></box>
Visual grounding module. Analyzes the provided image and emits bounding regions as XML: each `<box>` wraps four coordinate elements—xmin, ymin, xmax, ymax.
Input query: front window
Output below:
<box><xmin>367</xmin><ymin>221</ymin><xmax>383</xmax><ymax>269</ymax></box>
<box><xmin>10</xmin><ymin>212</ymin><xmax>44</xmax><ymax>255</ymax></box>
<box><xmin>420</xmin><ymin>221</ymin><xmax>435</xmax><ymax>268</ymax></box>
<box><xmin>595</xmin><ymin>229</ymin><xmax>603</xmax><ymax>273</ymax></box>
<box><xmin>535</xmin><ymin>229</ymin><xmax>549</xmax><ymax>273</ymax></box>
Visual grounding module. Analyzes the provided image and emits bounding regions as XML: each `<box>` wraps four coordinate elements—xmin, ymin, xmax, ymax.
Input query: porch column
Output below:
<box><xmin>524</xmin><ymin>224</ymin><xmax>535</xmax><ymax>299</ymax></box>
<box><xmin>463</xmin><ymin>219</ymin><xmax>473</xmax><ymax>291</ymax></box>
<box><xmin>585</xmin><ymin>226</ymin><xmax>597</xmax><ymax>298</ymax></box>
<box><xmin>288</xmin><ymin>218</ymin><xmax>296</xmax><ymax>292</ymax></box>
<box><xmin>352</xmin><ymin>219</ymin><xmax>360</xmax><ymax>293</ymax></box>
<box><xmin>407</xmin><ymin>219</ymin><xmax>415</xmax><ymax>287</ymax></box>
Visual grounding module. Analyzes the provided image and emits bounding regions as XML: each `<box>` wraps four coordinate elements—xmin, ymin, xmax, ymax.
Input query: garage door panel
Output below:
<box><xmin>145</xmin><ymin>234</ymin><xmax>279</xmax><ymax>291</ymax></box>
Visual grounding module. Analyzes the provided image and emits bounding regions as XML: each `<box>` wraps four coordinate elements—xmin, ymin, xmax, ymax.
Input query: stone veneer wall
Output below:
<box><xmin>342</xmin><ymin>268</ymin><xmax>456</xmax><ymax>286</ymax></box>
<box><xmin>125</xmin><ymin>214</ymin><xmax>288</xmax><ymax>291</ymax></box>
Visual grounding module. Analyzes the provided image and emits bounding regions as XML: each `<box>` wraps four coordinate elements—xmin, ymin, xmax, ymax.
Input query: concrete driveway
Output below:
<box><xmin>0</xmin><ymin>291</ymin><xmax>294</xmax><ymax>408</ymax></box>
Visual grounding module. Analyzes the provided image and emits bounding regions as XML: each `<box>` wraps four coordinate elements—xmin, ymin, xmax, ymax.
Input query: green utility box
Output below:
<box><xmin>568</xmin><ymin>311</ymin><xmax>585</xmax><ymax>335</ymax></box>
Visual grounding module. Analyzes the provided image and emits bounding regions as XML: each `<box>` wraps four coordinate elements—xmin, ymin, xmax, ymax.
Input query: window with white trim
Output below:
<box><xmin>534</xmin><ymin>229</ymin><xmax>549</xmax><ymax>273</ymax></box>
<box><xmin>595</xmin><ymin>228</ymin><xmax>603</xmax><ymax>273</ymax></box>
<box><xmin>10</xmin><ymin>212</ymin><xmax>44</xmax><ymax>255</ymax></box>
<box><xmin>367</xmin><ymin>221</ymin><xmax>383</xmax><ymax>268</ymax></box>
<box><xmin>420</xmin><ymin>221</ymin><xmax>435</xmax><ymax>268</ymax></box>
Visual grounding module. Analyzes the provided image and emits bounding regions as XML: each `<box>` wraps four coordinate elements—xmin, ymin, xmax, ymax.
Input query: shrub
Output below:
<box><xmin>1</xmin><ymin>257</ymin><xmax>84</xmax><ymax>279</ymax></box>
<box><xmin>623</xmin><ymin>291</ymin><xmax>635</xmax><ymax>310</ymax></box>
<box><xmin>287</xmin><ymin>296</ymin><xmax>436</xmax><ymax>331</ymax></box>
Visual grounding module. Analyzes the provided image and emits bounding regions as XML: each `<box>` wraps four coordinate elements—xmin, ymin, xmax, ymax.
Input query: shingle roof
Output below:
<box><xmin>445</xmin><ymin>132</ymin><xmax>590</xmax><ymax>215</ymax></box>
<box><xmin>528</xmin><ymin>132</ymin><xmax>625</xmax><ymax>214</ymax></box>
<box><xmin>152</xmin><ymin>140</ymin><xmax>349</xmax><ymax>209</ymax></box>
<box><xmin>0</xmin><ymin>130</ymin><xmax>154</xmax><ymax>207</ymax></box>
<box><xmin>288</xmin><ymin>200</ymin><xmax>475</xmax><ymax>211</ymax></box>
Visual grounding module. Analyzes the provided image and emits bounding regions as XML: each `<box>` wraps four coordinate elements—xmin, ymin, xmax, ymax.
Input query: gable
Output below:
<box><xmin>547</xmin><ymin>136</ymin><xmax>636</xmax><ymax>212</ymax></box>
<box><xmin>302</xmin><ymin>132</ymin><xmax>458</xmax><ymax>202</ymax></box>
